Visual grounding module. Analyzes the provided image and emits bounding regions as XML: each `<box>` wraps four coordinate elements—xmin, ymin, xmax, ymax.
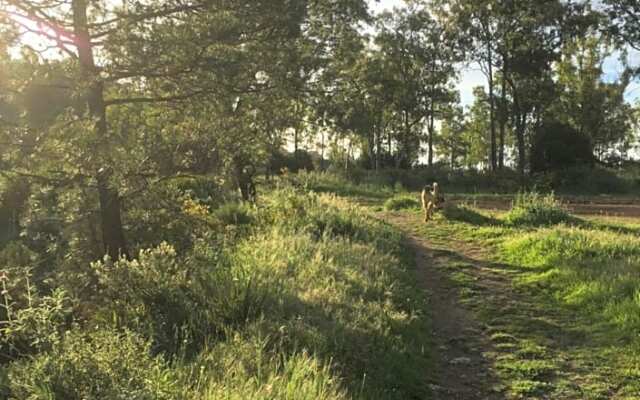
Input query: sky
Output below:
<box><xmin>367</xmin><ymin>0</ymin><xmax>640</xmax><ymax>107</ymax></box>
<box><xmin>10</xmin><ymin>0</ymin><xmax>639</xmax><ymax>107</ymax></box>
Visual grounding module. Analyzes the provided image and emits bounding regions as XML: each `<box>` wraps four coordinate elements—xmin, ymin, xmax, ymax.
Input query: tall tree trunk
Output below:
<box><xmin>450</xmin><ymin>146</ymin><xmax>455</xmax><ymax>169</ymax></box>
<box><xmin>515</xmin><ymin>112</ymin><xmax>526</xmax><ymax>178</ymax></box>
<box><xmin>499</xmin><ymin>58</ymin><xmax>507</xmax><ymax>169</ymax></box>
<box><xmin>368</xmin><ymin>129</ymin><xmax>376</xmax><ymax>170</ymax></box>
<box><xmin>375</xmin><ymin>122</ymin><xmax>382</xmax><ymax>171</ymax></box>
<box><xmin>428</xmin><ymin>102</ymin><xmax>435</xmax><ymax>167</ymax></box>
<box><xmin>487</xmin><ymin>37</ymin><xmax>497</xmax><ymax>171</ymax></box>
<box><xmin>387</xmin><ymin>128</ymin><xmax>392</xmax><ymax>164</ymax></box>
<box><xmin>399</xmin><ymin>110</ymin><xmax>410</xmax><ymax>169</ymax></box>
<box><xmin>73</xmin><ymin>0</ymin><xmax>128</xmax><ymax>260</ymax></box>
<box><xmin>345</xmin><ymin>139</ymin><xmax>351</xmax><ymax>172</ymax></box>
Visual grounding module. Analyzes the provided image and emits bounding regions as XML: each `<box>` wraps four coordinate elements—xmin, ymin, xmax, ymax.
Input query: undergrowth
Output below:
<box><xmin>0</xmin><ymin>183</ymin><xmax>430</xmax><ymax>399</ymax></box>
<box><xmin>383</xmin><ymin>194</ymin><xmax>420</xmax><ymax>211</ymax></box>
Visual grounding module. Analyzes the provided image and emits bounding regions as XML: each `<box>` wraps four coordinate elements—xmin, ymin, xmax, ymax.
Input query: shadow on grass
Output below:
<box><xmin>423</xmin><ymin>243</ymin><xmax>636</xmax><ymax>398</ymax></box>
<box><xmin>253</xmin><ymin>271</ymin><xmax>431</xmax><ymax>400</ymax></box>
<box><xmin>441</xmin><ymin>203</ymin><xmax>501</xmax><ymax>227</ymax></box>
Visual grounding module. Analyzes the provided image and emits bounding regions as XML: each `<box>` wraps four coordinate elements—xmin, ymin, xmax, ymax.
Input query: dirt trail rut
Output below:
<box><xmin>382</xmin><ymin>212</ymin><xmax>506</xmax><ymax>399</ymax></box>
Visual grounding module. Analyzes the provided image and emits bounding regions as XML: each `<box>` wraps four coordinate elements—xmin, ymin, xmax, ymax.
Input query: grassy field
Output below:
<box><xmin>267</xmin><ymin>172</ymin><xmax>640</xmax><ymax>398</ymax></box>
<box><xmin>4</xmin><ymin>169</ymin><xmax>640</xmax><ymax>399</ymax></box>
<box><xmin>374</xmin><ymin>192</ymin><xmax>640</xmax><ymax>399</ymax></box>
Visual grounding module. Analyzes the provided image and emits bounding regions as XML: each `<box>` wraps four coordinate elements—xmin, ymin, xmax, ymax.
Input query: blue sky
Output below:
<box><xmin>368</xmin><ymin>0</ymin><xmax>640</xmax><ymax>107</ymax></box>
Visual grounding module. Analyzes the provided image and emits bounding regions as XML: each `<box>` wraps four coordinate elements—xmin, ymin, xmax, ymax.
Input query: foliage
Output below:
<box><xmin>504</xmin><ymin>192</ymin><xmax>573</xmax><ymax>226</ymax></box>
<box><xmin>532</xmin><ymin>165</ymin><xmax>640</xmax><ymax>194</ymax></box>
<box><xmin>0</xmin><ymin>184</ymin><xmax>431</xmax><ymax>399</ymax></box>
<box><xmin>90</xmin><ymin>242</ymin><xmax>244</xmax><ymax>357</ymax></box>
<box><xmin>6</xmin><ymin>329</ymin><xmax>179</xmax><ymax>400</ymax></box>
<box><xmin>530</xmin><ymin>120</ymin><xmax>593</xmax><ymax>172</ymax></box>
<box><xmin>384</xmin><ymin>195</ymin><xmax>421</xmax><ymax>211</ymax></box>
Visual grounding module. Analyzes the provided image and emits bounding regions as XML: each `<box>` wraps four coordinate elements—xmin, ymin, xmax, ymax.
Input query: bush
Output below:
<box><xmin>1</xmin><ymin>183</ymin><xmax>430</xmax><ymax>399</ymax></box>
<box><xmin>531</xmin><ymin>165</ymin><xmax>638</xmax><ymax>195</ymax></box>
<box><xmin>91</xmin><ymin>242</ymin><xmax>255</xmax><ymax>356</ymax></box>
<box><xmin>530</xmin><ymin>121</ymin><xmax>593</xmax><ymax>173</ymax></box>
<box><xmin>504</xmin><ymin>192</ymin><xmax>573</xmax><ymax>227</ymax></box>
<box><xmin>213</xmin><ymin>202</ymin><xmax>253</xmax><ymax>227</ymax></box>
<box><xmin>1</xmin><ymin>256</ymin><xmax>72</xmax><ymax>361</ymax></box>
<box><xmin>6</xmin><ymin>329</ymin><xmax>179</xmax><ymax>400</ymax></box>
<box><xmin>384</xmin><ymin>195</ymin><xmax>421</xmax><ymax>211</ymax></box>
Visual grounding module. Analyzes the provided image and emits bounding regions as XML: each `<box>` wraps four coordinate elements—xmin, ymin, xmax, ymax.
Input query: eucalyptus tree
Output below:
<box><xmin>0</xmin><ymin>0</ymin><xmax>370</xmax><ymax>259</ymax></box>
<box><xmin>437</xmin><ymin>103</ymin><xmax>468</xmax><ymax>168</ymax></box>
<box><xmin>552</xmin><ymin>35</ymin><xmax>635</xmax><ymax>163</ymax></box>
<box><xmin>374</xmin><ymin>6</ymin><xmax>458</xmax><ymax>168</ymax></box>
<box><xmin>604</xmin><ymin>0</ymin><xmax>640</xmax><ymax>55</ymax></box>
<box><xmin>435</xmin><ymin>0</ymin><xmax>502</xmax><ymax>170</ymax></box>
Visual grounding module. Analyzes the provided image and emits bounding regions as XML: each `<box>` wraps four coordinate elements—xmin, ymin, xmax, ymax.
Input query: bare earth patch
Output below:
<box><xmin>381</xmin><ymin>212</ymin><xmax>506</xmax><ymax>399</ymax></box>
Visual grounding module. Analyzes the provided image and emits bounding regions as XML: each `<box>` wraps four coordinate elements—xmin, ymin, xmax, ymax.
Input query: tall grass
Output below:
<box><xmin>383</xmin><ymin>194</ymin><xmax>421</xmax><ymax>211</ymax></box>
<box><xmin>504</xmin><ymin>192</ymin><xmax>572</xmax><ymax>227</ymax></box>
<box><xmin>1</xmin><ymin>186</ymin><xmax>430</xmax><ymax>399</ymax></box>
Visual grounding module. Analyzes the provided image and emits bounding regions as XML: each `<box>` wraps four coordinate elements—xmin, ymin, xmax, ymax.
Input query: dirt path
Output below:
<box><xmin>381</xmin><ymin>212</ymin><xmax>507</xmax><ymax>399</ymax></box>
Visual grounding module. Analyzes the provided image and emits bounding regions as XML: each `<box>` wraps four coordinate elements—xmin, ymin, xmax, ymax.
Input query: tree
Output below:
<box><xmin>552</xmin><ymin>35</ymin><xmax>636</xmax><ymax>163</ymax></box>
<box><xmin>437</xmin><ymin>103</ymin><xmax>468</xmax><ymax>168</ymax></box>
<box><xmin>0</xmin><ymin>0</ymin><xmax>370</xmax><ymax>259</ymax></box>
<box><xmin>373</xmin><ymin>6</ymin><xmax>457</xmax><ymax>168</ymax></box>
<box><xmin>462</xmin><ymin>87</ymin><xmax>491</xmax><ymax>168</ymax></box>
<box><xmin>437</xmin><ymin>0</ymin><xmax>500</xmax><ymax>170</ymax></box>
<box><xmin>605</xmin><ymin>0</ymin><xmax>640</xmax><ymax>54</ymax></box>
<box><xmin>531</xmin><ymin>120</ymin><xmax>593</xmax><ymax>173</ymax></box>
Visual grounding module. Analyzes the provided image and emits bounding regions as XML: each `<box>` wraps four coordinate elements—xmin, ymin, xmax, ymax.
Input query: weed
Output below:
<box><xmin>504</xmin><ymin>192</ymin><xmax>573</xmax><ymax>227</ymax></box>
<box><xmin>383</xmin><ymin>195</ymin><xmax>420</xmax><ymax>211</ymax></box>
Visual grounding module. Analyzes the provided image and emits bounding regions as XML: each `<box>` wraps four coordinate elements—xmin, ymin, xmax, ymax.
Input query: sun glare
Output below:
<box><xmin>7</xmin><ymin>12</ymin><xmax>74</xmax><ymax>59</ymax></box>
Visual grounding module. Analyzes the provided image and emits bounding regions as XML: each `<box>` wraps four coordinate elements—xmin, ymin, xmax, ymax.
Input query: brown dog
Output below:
<box><xmin>421</xmin><ymin>182</ymin><xmax>444</xmax><ymax>222</ymax></box>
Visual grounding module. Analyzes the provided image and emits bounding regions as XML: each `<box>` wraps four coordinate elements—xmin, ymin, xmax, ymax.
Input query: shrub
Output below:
<box><xmin>0</xmin><ymin>288</ymin><xmax>70</xmax><ymax>361</ymax></box>
<box><xmin>125</xmin><ymin>176</ymin><xmax>237</xmax><ymax>252</ymax></box>
<box><xmin>504</xmin><ymin>192</ymin><xmax>572</xmax><ymax>227</ymax></box>
<box><xmin>6</xmin><ymin>329</ymin><xmax>179</xmax><ymax>400</ymax></box>
<box><xmin>530</xmin><ymin>121</ymin><xmax>593</xmax><ymax>173</ymax></box>
<box><xmin>1</xmin><ymin>260</ymin><xmax>72</xmax><ymax>361</ymax></box>
<box><xmin>384</xmin><ymin>195</ymin><xmax>420</xmax><ymax>211</ymax></box>
<box><xmin>91</xmin><ymin>242</ymin><xmax>256</xmax><ymax>356</ymax></box>
<box><xmin>258</xmin><ymin>189</ymin><xmax>404</xmax><ymax>255</ymax></box>
<box><xmin>532</xmin><ymin>165</ymin><xmax>638</xmax><ymax>195</ymax></box>
<box><xmin>213</xmin><ymin>202</ymin><xmax>253</xmax><ymax>227</ymax></box>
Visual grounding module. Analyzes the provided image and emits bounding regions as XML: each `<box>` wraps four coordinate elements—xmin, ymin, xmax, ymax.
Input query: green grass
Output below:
<box><xmin>374</xmin><ymin>197</ymin><xmax>640</xmax><ymax>399</ymax></box>
<box><xmin>383</xmin><ymin>194</ymin><xmax>421</xmax><ymax>211</ymax></box>
<box><xmin>0</xmin><ymin>187</ymin><xmax>431</xmax><ymax>399</ymax></box>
